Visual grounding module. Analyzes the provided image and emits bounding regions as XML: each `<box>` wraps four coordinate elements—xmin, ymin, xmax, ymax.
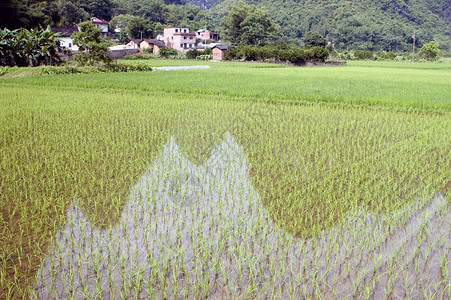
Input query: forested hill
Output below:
<box><xmin>206</xmin><ymin>0</ymin><xmax>451</xmax><ymax>51</ymax></box>
<box><xmin>0</xmin><ymin>0</ymin><xmax>449</xmax><ymax>51</ymax></box>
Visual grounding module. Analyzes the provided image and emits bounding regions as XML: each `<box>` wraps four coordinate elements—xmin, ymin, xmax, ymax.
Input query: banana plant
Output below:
<box><xmin>0</xmin><ymin>25</ymin><xmax>61</xmax><ymax>67</ymax></box>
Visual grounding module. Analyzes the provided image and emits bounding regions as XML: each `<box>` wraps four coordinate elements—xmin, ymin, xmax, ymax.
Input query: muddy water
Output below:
<box><xmin>33</xmin><ymin>132</ymin><xmax>450</xmax><ymax>299</ymax></box>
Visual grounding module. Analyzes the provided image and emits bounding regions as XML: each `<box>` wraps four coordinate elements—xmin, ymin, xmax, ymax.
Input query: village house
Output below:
<box><xmin>90</xmin><ymin>17</ymin><xmax>109</xmax><ymax>38</ymax></box>
<box><xmin>163</xmin><ymin>27</ymin><xmax>196</xmax><ymax>50</ymax></box>
<box><xmin>52</xmin><ymin>17</ymin><xmax>109</xmax><ymax>51</ymax></box>
<box><xmin>196</xmin><ymin>29</ymin><xmax>220</xmax><ymax>43</ymax></box>
<box><xmin>126</xmin><ymin>39</ymin><xmax>143</xmax><ymax>49</ymax></box>
<box><xmin>212</xmin><ymin>44</ymin><xmax>228</xmax><ymax>61</ymax></box>
<box><xmin>139</xmin><ymin>39</ymin><xmax>165</xmax><ymax>54</ymax></box>
<box><xmin>51</xmin><ymin>27</ymin><xmax>79</xmax><ymax>51</ymax></box>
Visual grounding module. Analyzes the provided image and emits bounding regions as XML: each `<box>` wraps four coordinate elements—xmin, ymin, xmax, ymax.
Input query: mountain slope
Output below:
<box><xmin>203</xmin><ymin>0</ymin><xmax>451</xmax><ymax>51</ymax></box>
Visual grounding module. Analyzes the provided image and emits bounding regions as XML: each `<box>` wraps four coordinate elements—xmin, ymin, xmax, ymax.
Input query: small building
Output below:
<box><xmin>126</xmin><ymin>39</ymin><xmax>143</xmax><ymax>49</ymax></box>
<box><xmin>163</xmin><ymin>27</ymin><xmax>196</xmax><ymax>50</ymax></box>
<box><xmin>51</xmin><ymin>27</ymin><xmax>79</xmax><ymax>51</ymax></box>
<box><xmin>212</xmin><ymin>44</ymin><xmax>228</xmax><ymax>61</ymax></box>
<box><xmin>140</xmin><ymin>39</ymin><xmax>165</xmax><ymax>54</ymax></box>
<box><xmin>196</xmin><ymin>29</ymin><xmax>220</xmax><ymax>43</ymax></box>
<box><xmin>91</xmin><ymin>17</ymin><xmax>109</xmax><ymax>38</ymax></box>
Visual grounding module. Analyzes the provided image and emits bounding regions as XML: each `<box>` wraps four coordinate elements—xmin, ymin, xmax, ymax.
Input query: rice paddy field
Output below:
<box><xmin>0</xmin><ymin>60</ymin><xmax>450</xmax><ymax>299</ymax></box>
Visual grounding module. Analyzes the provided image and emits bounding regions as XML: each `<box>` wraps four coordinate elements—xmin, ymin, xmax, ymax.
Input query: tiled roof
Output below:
<box><xmin>91</xmin><ymin>17</ymin><xmax>108</xmax><ymax>24</ymax></box>
<box><xmin>173</xmin><ymin>32</ymin><xmax>196</xmax><ymax>36</ymax></box>
<box><xmin>213</xmin><ymin>44</ymin><xmax>228</xmax><ymax>50</ymax></box>
<box><xmin>129</xmin><ymin>39</ymin><xmax>143</xmax><ymax>45</ymax></box>
<box><xmin>51</xmin><ymin>27</ymin><xmax>78</xmax><ymax>37</ymax></box>
<box><xmin>142</xmin><ymin>39</ymin><xmax>165</xmax><ymax>48</ymax></box>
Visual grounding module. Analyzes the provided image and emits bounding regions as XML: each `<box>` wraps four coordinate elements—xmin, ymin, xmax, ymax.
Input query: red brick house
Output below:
<box><xmin>163</xmin><ymin>27</ymin><xmax>196</xmax><ymax>50</ymax></box>
<box><xmin>196</xmin><ymin>29</ymin><xmax>220</xmax><ymax>43</ymax></box>
<box><xmin>212</xmin><ymin>44</ymin><xmax>228</xmax><ymax>61</ymax></box>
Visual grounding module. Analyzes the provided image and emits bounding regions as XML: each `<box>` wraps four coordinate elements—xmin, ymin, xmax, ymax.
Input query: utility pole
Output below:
<box><xmin>412</xmin><ymin>30</ymin><xmax>416</xmax><ymax>63</ymax></box>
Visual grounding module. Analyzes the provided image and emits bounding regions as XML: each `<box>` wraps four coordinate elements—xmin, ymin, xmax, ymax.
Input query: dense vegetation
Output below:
<box><xmin>1</xmin><ymin>60</ymin><xmax>450</xmax><ymax>298</ymax></box>
<box><xmin>210</xmin><ymin>0</ymin><xmax>451</xmax><ymax>51</ymax></box>
<box><xmin>0</xmin><ymin>26</ymin><xmax>60</xmax><ymax>67</ymax></box>
<box><xmin>1</xmin><ymin>0</ymin><xmax>449</xmax><ymax>52</ymax></box>
<box><xmin>225</xmin><ymin>44</ymin><xmax>330</xmax><ymax>62</ymax></box>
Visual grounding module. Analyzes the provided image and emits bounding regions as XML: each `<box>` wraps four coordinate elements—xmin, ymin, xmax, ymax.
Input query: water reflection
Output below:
<box><xmin>34</xmin><ymin>132</ymin><xmax>450</xmax><ymax>299</ymax></box>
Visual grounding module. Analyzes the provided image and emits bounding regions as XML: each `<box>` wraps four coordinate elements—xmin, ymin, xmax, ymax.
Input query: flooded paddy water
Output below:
<box><xmin>34</xmin><ymin>133</ymin><xmax>450</xmax><ymax>299</ymax></box>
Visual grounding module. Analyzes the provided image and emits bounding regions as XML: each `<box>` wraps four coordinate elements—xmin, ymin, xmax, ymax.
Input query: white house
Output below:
<box><xmin>91</xmin><ymin>17</ymin><xmax>109</xmax><ymax>38</ymax></box>
<box><xmin>126</xmin><ymin>39</ymin><xmax>143</xmax><ymax>49</ymax></box>
<box><xmin>51</xmin><ymin>27</ymin><xmax>79</xmax><ymax>51</ymax></box>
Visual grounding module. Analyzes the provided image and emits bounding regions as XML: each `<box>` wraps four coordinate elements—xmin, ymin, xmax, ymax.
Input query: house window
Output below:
<box><xmin>183</xmin><ymin>29</ymin><xmax>187</xmax><ymax>33</ymax></box>
<box><xmin>190</xmin><ymin>36</ymin><xmax>193</xmax><ymax>40</ymax></box>
<box><xmin>184</xmin><ymin>36</ymin><xmax>187</xmax><ymax>40</ymax></box>
<box><xmin>175</xmin><ymin>29</ymin><xmax>178</xmax><ymax>33</ymax></box>
<box><xmin>69</xmin><ymin>43</ymin><xmax>71</xmax><ymax>47</ymax></box>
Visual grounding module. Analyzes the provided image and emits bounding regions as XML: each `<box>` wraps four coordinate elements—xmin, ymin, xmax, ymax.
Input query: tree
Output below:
<box><xmin>419</xmin><ymin>41</ymin><xmax>440</xmax><ymax>61</ymax></box>
<box><xmin>71</xmin><ymin>21</ymin><xmax>111</xmax><ymax>65</ymax></box>
<box><xmin>220</xmin><ymin>1</ymin><xmax>280</xmax><ymax>45</ymax></box>
<box><xmin>79</xmin><ymin>0</ymin><xmax>114</xmax><ymax>21</ymax></box>
<box><xmin>56</xmin><ymin>1</ymin><xmax>89</xmax><ymax>27</ymax></box>
<box><xmin>126</xmin><ymin>16</ymin><xmax>154</xmax><ymax>39</ymax></box>
<box><xmin>304</xmin><ymin>31</ymin><xmax>326</xmax><ymax>48</ymax></box>
<box><xmin>139</xmin><ymin>0</ymin><xmax>169</xmax><ymax>24</ymax></box>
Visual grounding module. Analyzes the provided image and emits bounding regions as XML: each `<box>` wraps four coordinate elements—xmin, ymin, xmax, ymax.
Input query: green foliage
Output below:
<box><xmin>203</xmin><ymin>47</ymin><xmax>212</xmax><ymax>55</ymax></box>
<box><xmin>354</xmin><ymin>50</ymin><xmax>374</xmax><ymax>60</ymax></box>
<box><xmin>0</xmin><ymin>26</ymin><xmax>61</xmax><ymax>67</ymax></box>
<box><xmin>126</xmin><ymin>16</ymin><xmax>154</xmax><ymax>39</ymax></box>
<box><xmin>419</xmin><ymin>41</ymin><xmax>441</xmax><ymax>61</ymax></box>
<box><xmin>377</xmin><ymin>51</ymin><xmax>397</xmax><ymax>60</ymax></box>
<box><xmin>220</xmin><ymin>0</ymin><xmax>280</xmax><ymax>45</ymax></box>
<box><xmin>224</xmin><ymin>44</ymin><xmax>329</xmax><ymax>63</ymax></box>
<box><xmin>197</xmin><ymin>54</ymin><xmax>212</xmax><ymax>60</ymax></box>
<box><xmin>159</xmin><ymin>46</ymin><xmax>178</xmax><ymax>58</ymax></box>
<box><xmin>186</xmin><ymin>49</ymin><xmax>201</xmax><ymax>59</ymax></box>
<box><xmin>71</xmin><ymin>21</ymin><xmax>111</xmax><ymax>66</ymax></box>
<box><xmin>304</xmin><ymin>31</ymin><xmax>326</xmax><ymax>48</ymax></box>
<box><xmin>122</xmin><ymin>53</ymin><xmax>156</xmax><ymax>59</ymax></box>
<box><xmin>211</xmin><ymin>0</ymin><xmax>451</xmax><ymax>52</ymax></box>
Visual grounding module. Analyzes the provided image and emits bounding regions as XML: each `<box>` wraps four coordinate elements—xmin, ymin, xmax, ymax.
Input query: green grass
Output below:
<box><xmin>0</xmin><ymin>60</ymin><xmax>450</xmax><ymax>298</ymax></box>
<box><xmin>2</xmin><ymin>60</ymin><xmax>450</xmax><ymax>112</ymax></box>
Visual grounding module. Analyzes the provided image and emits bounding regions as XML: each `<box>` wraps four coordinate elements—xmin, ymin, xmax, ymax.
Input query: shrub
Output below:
<box><xmin>419</xmin><ymin>41</ymin><xmax>440</xmax><ymax>61</ymax></box>
<box><xmin>377</xmin><ymin>51</ymin><xmax>397</xmax><ymax>60</ymax></box>
<box><xmin>225</xmin><ymin>46</ymin><xmax>240</xmax><ymax>60</ymax></box>
<box><xmin>306</xmin><ymin>46</ymin><xmax>329</xmax><ymax>62</ymax></box>
<box><xmin>122</xmin><ymin>54</ymin><xmax>156</xmax><ymax>60</ymax></box>
<box><xmin>242</xmin><ymin>45</ymin><xmax>258</xmax><ymax>61</ymax></box>
<box><xmin>159</xmin><ymin>47</ymin><xmax>177</xmax><ymax>58</ymax></box>
<box><xmin>354</xmin><ymin>50</ymin><xmax>374</xmax><ymax>60</ymax></box>
<box><xmin>197</xmin><ymin>54</ymin><xmax>212</xmax><ymax>60</ymax></box>
<box><xmin>186</xmin><ymin>49</ymin><xmax>201</xmax><ymax>59</ymax></box>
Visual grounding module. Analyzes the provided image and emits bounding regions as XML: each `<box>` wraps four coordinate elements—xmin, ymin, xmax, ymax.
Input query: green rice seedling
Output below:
<box><xmin>1</xmin><ymin>60</ymin><xmax>450</xmax><ymax>299</ymax></box>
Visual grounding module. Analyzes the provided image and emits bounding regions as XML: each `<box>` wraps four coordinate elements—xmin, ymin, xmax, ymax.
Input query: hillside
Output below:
<box><xmin>205</xmin><ymin>0</ymin><xmax>451</xmax><ymax>51</ymax></box>
<box><xmin>1</xmin><ymin>0</ymin><xmax>449</xmax><ymax>52</ymax></box>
